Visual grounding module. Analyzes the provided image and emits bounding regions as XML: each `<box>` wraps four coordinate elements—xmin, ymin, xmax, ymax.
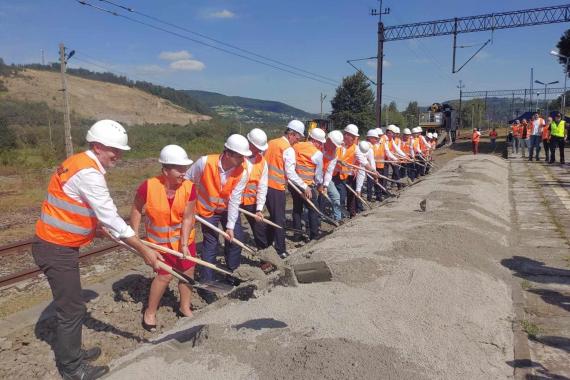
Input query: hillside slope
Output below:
<box><xmin>2</xmin><ymin>69</ymin><xmax>211</xmax><ymax>126</ymax></box>
<box><xmin>185</xmin><ymin>90</ymin><xmax>317</xmax><ymax>124</ymax></box>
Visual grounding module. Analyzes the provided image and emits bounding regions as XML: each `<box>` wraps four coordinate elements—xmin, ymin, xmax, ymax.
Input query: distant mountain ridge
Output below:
<box><xmin>184</xmin><ymin>90</ymin><xmax>317</xmax><ymax>124</ymax></box>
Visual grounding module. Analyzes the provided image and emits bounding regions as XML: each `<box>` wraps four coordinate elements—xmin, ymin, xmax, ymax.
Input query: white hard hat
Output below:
<box><xmin>286</xmin><ymin>120</ymin><xmax>305</xmax><ymax>136</ymax></box>
<box><xmin>416</xmin><ymin>126</ymin><xmax>423</xmax><ymax>132</ymax></box>
<box><xmin>427</xmin><ymin>133</ymin><xmax>433</xmax><ymax>139</ymax></box>
<box><xmin>224</xmin><ymin>134</ymin><xmax>252</xmax><ymax>156</ymax></box>
<box><xmin>344</xmin><ymin>124</ymin><xmax>359</xmax><ymax>137</ymax></box>
<box><xmin>86</xmin><ymin>119</ymin><xmax>131</xmax><ymax>150</ymax></box>
<box><xmin>327</xmin><ymin>130</ymin><xmax>343</xmax><ymax>147</ymax></box>
<box><xmin>403</xmin><ymin>128</ymin><xmax>412</xmax><ymax>135</ymax></box>
<box><xmin>366</xmin><ymin>129</ymin><xmax>379</xmax><ymax>138</ymax></box>
<box><xmin>246</xmin><ymin>128</ymin><xmax>268</xmax><ymax>151</ymax></box>
<box><xmin>433</xmin><ymin>132</ymin><xmax>438</xmax><ymax>138</ymax></box>
<box><xmin>411</xmin><ymin>127</ymin><xmax>421</xmax><ymax>134</ymax></box>
<box><xmin>376</xmin><ymin>128</ymin><xmax>384</xmax><ymax>136</ymax></box>
<box><xmin>358</xmin><ymin>141</ymin><xmax>371</xmax><ymax>154</ymax></box>
<box><xmin>309</xmin><ymin>127</ymin><xmax>326</xmax><ymax>143</ymax></box>
<box><xmin>158</xmin><ymin>145</ymin><xmax>193</xmax><ymax>166</ymax></box>
<box><xmin>386</xmin><ymin>124</ymin><xmax>398</xmax><ymax>133</ymax></box>
<box><xmin>394</xmin><ymin>126</ymin><xmax>401</xmax><ymax>134</ymax></box>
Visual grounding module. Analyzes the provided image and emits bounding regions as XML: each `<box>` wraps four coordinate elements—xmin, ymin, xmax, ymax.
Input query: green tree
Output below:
<box><xmin>0</xmin><ymin>117</ymin><xmax>17</xmax><ymax>151</ymax></box>
<box><xmin>330</xmin><ymin>71</ymin><xmax>375</xmax><ymax>131</ymax></box>
<box><xmin>381</xmin><ymin>101</ymin><xmax>406</xmax><ymax>128</ymax></box>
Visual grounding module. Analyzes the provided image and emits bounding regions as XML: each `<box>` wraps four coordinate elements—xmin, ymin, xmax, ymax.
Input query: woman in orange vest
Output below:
<box><xmin>472</xmin><ymin>127</ymin><xmax>481</xmax><ymax>155</ymax></box>
<box><xmin>130</xmin><ymin>145</ymin><xmax>196</xmax><ymax>331</ymax></box>
<box><xmin>542</xmin><ymin>116</ymin><xmax>552</xmax><ymax>162</ymax></box>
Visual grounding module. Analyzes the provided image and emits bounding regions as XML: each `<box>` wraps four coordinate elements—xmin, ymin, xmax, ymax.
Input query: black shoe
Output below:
<box><xmin>82</xmin><ymin>347</ymin><xmax>101</xmax><ymax>362</ymax></box>
<box><xmin>278</xmin><ymin>251</ymin><xmax>290</xmax><ymax>259</ymax></box>
<box><xmin>141</xmin><ymin>315</ymin><xmax>157</xmax><ymax>332</ymax></box>
<box><xmin>62</xmin><ymin>363</ymin><xmax>109</xmax><ymax>380</ymax></box>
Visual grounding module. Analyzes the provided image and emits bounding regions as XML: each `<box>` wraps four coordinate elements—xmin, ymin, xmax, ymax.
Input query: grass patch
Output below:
<box><xmin>521</xmin><ymin>319</ymin><xmax>541</xmax><ymax>339</ymax></box>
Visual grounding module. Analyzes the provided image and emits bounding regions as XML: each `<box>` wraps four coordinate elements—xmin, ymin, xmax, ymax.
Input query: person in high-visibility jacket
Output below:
<box><xmin>320</xmin><ymin>130</ymin><xmax>344</xmax><ymax>221</ymax></box>
<box><xmin>264</xmin><ymin>120</ymin><xmax>309</xmax><ymax>259</ymax></box>
<box><xmin>292</xmin><ymin>128</ymin><xmax>325</xmax><ymax>240</ymax></box>
<box><xmin>385</xmin><ymin>125</ymin><xmax>407</xmax><ymax>187</ymax></box>
<box><xmin>549</xmin><ymin>112</ymin><xmax>566</xmax><ymax>164</ymax></box>
<box><xmin>511</xmin><ymin>120</ymin><xmax>521</xmax><ymax>154</ymax></box>
<box><xmin>184</xmin><ymin>134</ymin><xmax>251</xmax><ymax>303</ymax></box>
<box><xmin>32</xmin><ymin>120</ymin><xmax>161</xmax><ymax>380</ymax></box>
<box><xmin>400</xmin><ymin>128</ymin><xmax>416</xmax><ymax>181</ymax></box>
<box><xmin>130</xmin><ymin>145</ymin><xmax>195</xmax><ymax>330</ymax></box>
<box><xmin>472</xmin><ymin>128</ymin><xmax>481</xmax><ymax>155</ymax></box>
<box><xmin>411</xmin><ymin>127</ymin><xmax>425</xmax><ymax>177</ymax></box>
<box><xmin>366</xmin><ymin>129</ymin><xmax>382</xmax><ymax>202</ymax></box>
<box><xmin>241</xmin><ymin>128</ymin><xmax>269</xmax><ymax>249</ymax></box>
<box><xmin>542</xmin><ymin>117</ymin><xmax>552</xmax><ymax>162</ymax></box>
<box><xmin>333</xmin><ymin>124</ymin><xmax>372</xmax><ymax>218</ymax></box>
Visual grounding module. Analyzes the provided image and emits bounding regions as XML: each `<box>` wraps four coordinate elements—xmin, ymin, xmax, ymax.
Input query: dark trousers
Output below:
<box><xmin>32</xmin><ymin>237</ymin><xmax>84</xmax><ymax>374</ymax></box>
<box><xmin>200</xmin><ymin>212</ymin><xmax>244</xmax><ymax>281</ymax></box>
<box><xmin>265</xmin><ymin>187</ymin><xmax>286</xmax><ymax>254</ymax></box>
<box><xmin>543</xmin><ymin>139</ymin><xmax>550</xmax><ymax>162</ymax></box>
<box><xmin>549</xmin><ymin>136</ymin><xmax>566</xmax><ymax>163</ymax></box>
<box><xmin>366</xmin><ymin>170</ymin><xmax>382</xmax><ymax>201</ymax></box>
<box><xmin>290</xmin><ymin>185</ymin><xmax>320</xmax><ymax>239</ymax></box>
<box><xmin>404</xmin><ymin>163</ymin><xmax>416</xmax><ymax>181</ymax></box>
<box><xmin>390</xmin><ymin>164</ymin><xmax>401</xmax><ymax>189</ymax></box>
<box><xmin>241</xmin><ymin>203</ymin><xmax>268</xmax><ymax>249</ymax></box>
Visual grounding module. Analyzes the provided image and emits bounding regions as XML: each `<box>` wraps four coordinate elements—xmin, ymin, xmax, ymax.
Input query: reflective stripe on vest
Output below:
<box><xmin>334</xmin><ymin>144</ymin><xmax>356</xmax><ymax>180</ymax></box>
<box><xmin>242</xmin><ymin>155</ymin><xmax>265</xmax><ymax>206</ymax></box>
<box><xmin>373</xmin><ymin>143</ymin><xmax>385</xmax><ymax>169</ymax></box>
<box><xmin>551</xmin><ymin>120</ymin><xmax>566</xmax><ymax>137</ymax></box>
<box><xmin>294</xmin><ymin>141</ymin><xmax>318</xmax><ymax>186</ymax></box>
<box><xmin>265</xmin><ymin>137</ymin><xmax>290</xmax><ymax>190</ymax></box>
<box><xmin>196</xmin><ymin>154</ymin><xmax>245</xmax><ymax>217</ymax></box>
<box><xmin>144</xmin><ymin>176</ymin><xmax>195</xmax><ymax>251</ymax></box>
<box><xmin>35</xmin><ymin>151</ymin><xmax>100</xmax><ymax>247</ymax></box>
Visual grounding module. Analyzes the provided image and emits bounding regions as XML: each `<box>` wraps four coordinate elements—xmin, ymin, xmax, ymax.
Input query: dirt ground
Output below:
<box><xmin>0</xmin><ymin>137</ymin><xmax>515</xmax><ymax>379</ymax></box>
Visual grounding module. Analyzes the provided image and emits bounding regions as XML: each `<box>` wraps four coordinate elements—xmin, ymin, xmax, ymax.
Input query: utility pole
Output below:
<box><xmin>320</xmin><ymin>93</ymin><xmax>327</xmax><ymax>119</ymax></box>
<box><xmin>371</xmin><ymin>0</ymin><xmax>390</xmax><ymax>128</ymax></box>
<box><xmin>457</xmin><ymin>80</ymin><xmax>465</xmax><ymax>131</ymax></box>
<box><xmin>59</xmin><ymin>43</ymin><xmax>73</xmax><ymax>157</ymax></box>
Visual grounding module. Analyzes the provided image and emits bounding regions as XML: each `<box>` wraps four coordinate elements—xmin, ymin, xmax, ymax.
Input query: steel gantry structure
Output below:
<box><xmin>372</xmin><ymin>3</ymin><xmax>570</xmax><ymax>128</ymax></box>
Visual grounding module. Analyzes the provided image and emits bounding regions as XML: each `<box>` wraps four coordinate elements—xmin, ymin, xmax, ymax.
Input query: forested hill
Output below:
<box><xmin>184</xmin><ymin>90</ymin><xmax>317</xmax><ymax>124</ymax></box>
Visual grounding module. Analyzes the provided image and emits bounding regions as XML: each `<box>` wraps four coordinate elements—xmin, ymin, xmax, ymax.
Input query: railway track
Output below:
<box><xmin>0</xmin><ymin>239</ymin><xmax>122</xmax><ymax>287</ymax></box>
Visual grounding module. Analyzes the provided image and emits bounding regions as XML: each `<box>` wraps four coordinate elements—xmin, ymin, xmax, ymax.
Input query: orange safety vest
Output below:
<box><xmin>36</xmin><ymin>152</ymin><xmax>100</xmax><ymax>247</ymax></box>
<box><xmin>294</xmin><ymin>141</ymin><xmax>319</xmax><ymax>185</ymax></box>
<box><xmin>145</xmin><ymin>176</ymin><xmax>195</xmax><ymax>251</ymax></box>
<box><xmin>334</xmin><ymin>144</ymin><xmax>356</xmax><ymax>180</ymax></box>
<box><xmin>323</xmin><ymin>144</ymin><xmax>340</xmax><ymax>174</ymax></box>
<box><xmin>512</xmin><ymin>124</ymin><xmax>521</xmax><ymax>138</ymax></box>
<box><xmin>266</xmin><ymin>137</ymin><xmax>290</xmax><ymax>191</ymax></box>
<box><xmin>373</xmin><ymin>143</ymin><xmax>385</xmax><ymax>169</ymax></box>
<box><xmin>401</xmin><ymin>138</ymin><xmax>412</xmax><ymax>156</ymax></box>
<box><xmin>412</xmin><ymin>137</ymin><xmax>421</xmax><ymax>154</ymax></box>
<box><xmin>472</xmin><ymin>132</ymin><xmax>480</xmax><ymax>143</ymax></box>
<box><xmin>542</xmin><ymin>123</ymin><xmax>551</xmax><ymax>140</ymax></box>
<box><xmin>242</xmin><ymin>155</ymin><xmax>266</xmax><ymax>206</ymax></box>
<box><xmin>196</xmin><ymin>154</ymin><xmax>246</xmax><ymax>217</ymax></box>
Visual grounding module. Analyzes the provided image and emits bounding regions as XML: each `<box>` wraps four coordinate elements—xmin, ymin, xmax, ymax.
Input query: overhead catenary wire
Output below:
<box><xmin>75</xmin><ymin>0</ymin><xmax>339</xmax><ymax>87</ymax></box>
<box><xmin>97</xmin><ymin>0</ymin><xmax>340</xmax><ymax>85</ymax></box>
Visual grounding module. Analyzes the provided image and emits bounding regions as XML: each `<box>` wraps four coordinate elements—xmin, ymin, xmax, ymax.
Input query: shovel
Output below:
<box><xmin>288</xmin><ymin>180</ymin><xmax>339</xmax><ymax>227</ymax></box>
<box><xmin>344</xmin><ymin>183</ymin><xmax>372</xmax><ymax>209</ymax></box>
<box><xmin>196</xmin><ymin>215</ymin><xmax>257</xmax><ymax>254</ymax></box>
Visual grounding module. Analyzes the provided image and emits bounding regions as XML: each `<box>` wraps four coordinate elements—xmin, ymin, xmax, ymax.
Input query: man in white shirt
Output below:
<box><xmin>264</xmin><ymin>120</ymin><xmax>308</xmax><ymax>258</ymax></box>
<box><xmin>32</xmin><ymin>120</ymin><xmax>161</xmax><ymax>380</ymax></box>
<box><xmin>184</xmin><ymin>135</ymin><xmax>250</xmax><ymax>300</ymax></box>
<box><xmin>528</xmin><ymin>112</ymin><xmax>545</xmax><ymax>161</ymax></box>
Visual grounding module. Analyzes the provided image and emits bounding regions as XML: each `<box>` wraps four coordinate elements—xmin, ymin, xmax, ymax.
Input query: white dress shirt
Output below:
<box><xmin>322</xmin><ymin>148</ymin><xmax>338</xmax><ymax>188</ymax></box>
<box><xmin>185</xmin><ymin>155</ymin><xmax>249</xmax><ymax>230</ymax></box>
<box><xmin>249</xmin><ymin>156</ymin><xmax>268</xmax><ymax>212</ymax></box>
<box><xmin>383</xmin><ymin>140</ymin><xmax>398</xmax><ymax>161</ymax></box>
<box><xmin>283</xmin><ymin>138</ymin><xmax>308</xmax><ymax>190</ymax></box>
<box><xmin>307</xmin><ymin>150</ymin><xmax>324</xmax><ymax>185</ymax></box>
<box><xmin>62</xmin><ymin>150</ymin><xmax>135</xmax><ymax>239</ymax></box>
<box><xmin>356</xmin><ymin>148</ymin><xmax>375</xmax><ymax>192</ymax></box>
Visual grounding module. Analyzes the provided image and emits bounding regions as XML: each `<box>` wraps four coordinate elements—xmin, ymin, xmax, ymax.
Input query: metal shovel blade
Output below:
<box><xmin>293</xmin><ymin>261</ymin><xmax>332</xmax><ymax>283</ymax></box>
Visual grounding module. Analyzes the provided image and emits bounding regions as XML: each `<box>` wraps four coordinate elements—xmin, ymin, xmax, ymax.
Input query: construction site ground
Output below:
<box><xmin>0</xmin><ymin>134</ymin><xmax>569</xmax><ymax>379</ymax></box>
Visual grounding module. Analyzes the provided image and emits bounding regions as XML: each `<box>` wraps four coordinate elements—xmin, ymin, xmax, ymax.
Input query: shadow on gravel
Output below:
<box><xmin>533</xmin><ymin>336</ymin><xmax>570</xmax><ymax>354</ymax></box>
<box><xmin>232</xmin><ymin>318</ymin><xmax>287</xmax><ymax>331</ymax></box>
<box><xmin>501</xmin><ymin>256</ymin><xmax>570</xmax><ymax>285</ymax></box>
<box><xmin>527</xmin><ymin>289</ymin><xmax>570</xmax><ymax>313</ymax></box>
<box><xmin>506</xmin><ymin>360</ymin><xmax>570</xmax><ymax>379</ymax></box>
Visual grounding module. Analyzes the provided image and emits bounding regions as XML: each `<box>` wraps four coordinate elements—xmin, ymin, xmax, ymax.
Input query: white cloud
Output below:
<box><xmin>207</xmin><ymin>9</ymin><xmax>235</xmax><ymax>19</ymax></box>
<box><xmin>170</xmin><ymin>59</ymin><xmax>205</xmax><ymax>71</ymax></box>
<box><xmin>159</xmin><ymin>50</ymin><xmax>192</xmax><ymax>61</ymax></box>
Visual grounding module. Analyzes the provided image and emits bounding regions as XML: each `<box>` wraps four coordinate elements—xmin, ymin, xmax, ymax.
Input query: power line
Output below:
<box><xmin>97</xmin><ymin>0</ymin><xmax>340</xmax><ymax>84</ymax></box>
<box><xmin>75</xmin><ymin>0</ymin><xmax>338</xmax><ymax>87</ymax></box>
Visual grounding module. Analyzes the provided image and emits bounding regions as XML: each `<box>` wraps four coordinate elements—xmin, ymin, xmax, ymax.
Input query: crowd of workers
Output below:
<box><xmin>508</xmin><ymin>112</ymin><xmax>567</xmax><ymax>163</ymax></box>
<box><xmin>30</xmin><ymin>119</ymin><xmax>437</xmax><ymax>380</ymax></box>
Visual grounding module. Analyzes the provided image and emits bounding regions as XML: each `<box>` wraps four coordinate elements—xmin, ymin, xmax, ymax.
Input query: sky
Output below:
<box><xmin>1</xmin><ymin>0</ymin><xmax>569</xmax><ymax>114</ymax></box>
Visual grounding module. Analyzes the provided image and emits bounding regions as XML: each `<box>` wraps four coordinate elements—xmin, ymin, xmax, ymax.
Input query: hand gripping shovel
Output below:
<box><xmin>108</xmin><ymin>234</ymin><xmax>234</xmax><ymax>294</ymax></box>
